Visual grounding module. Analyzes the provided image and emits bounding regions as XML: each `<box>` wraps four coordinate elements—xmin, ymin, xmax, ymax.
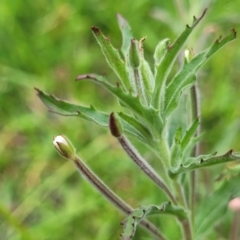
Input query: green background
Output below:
<box><xmin>0</xmin><ymin>0</ymin><xmax>240</xmax><ymax>239</ymax></box>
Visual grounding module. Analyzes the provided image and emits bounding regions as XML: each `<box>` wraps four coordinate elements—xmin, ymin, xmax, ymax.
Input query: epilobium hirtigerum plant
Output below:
<box><xmin>36</xmin><ymin>9</ymin><xmax>240</xmax><ymax>240</ymax></box>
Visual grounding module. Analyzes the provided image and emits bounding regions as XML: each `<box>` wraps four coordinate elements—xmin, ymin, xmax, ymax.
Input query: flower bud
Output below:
<box><xmin>109</xmin><ymin>113</ymin><xmax>123</xmax><ymax>138</ymax></box>
<box><xmin>53</xmin><ymin>135</ymin><xmax>76</xmax><ymax>159</ymax></box>
<box><xmin>128</xmin><ymin>38</ymin><xmax>141</xmax><ymax>68</ymax></box>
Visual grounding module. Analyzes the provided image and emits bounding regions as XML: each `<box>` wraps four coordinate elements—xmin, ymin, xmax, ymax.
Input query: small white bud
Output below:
<box><xmin>184</xmin><ymin>48</ymin><xmax>194</xmax><ymax>62</ymax></box>
<box><xmin>53</xmin><ymin>135</ymin><xmax>76</xmax><ymax>159</ymax></box>
<box><xmin>184</xmin><ymin>49</ymin><xmax>190</xmax><ymax>62</ymax></box>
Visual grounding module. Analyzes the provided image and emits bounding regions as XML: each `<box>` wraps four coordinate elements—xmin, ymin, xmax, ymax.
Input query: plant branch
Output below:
<box><xmin>174</xmin><ymin>180</ymin><xmax>193</xmax><ymax>240</ymax></box>
<box><xmin>118</xmin><ymin>134</ymin><xmax>177</xmax><ymax>204</ymax></box>
<box><xmin>181</xmin><ymin>219</ymin><xmax>193</xmax><ymax>240</ymax></box>
<box><xmin>70</xmin><ymin>154</ymin><xmax>167</xmax><ymax>239</ymax></box>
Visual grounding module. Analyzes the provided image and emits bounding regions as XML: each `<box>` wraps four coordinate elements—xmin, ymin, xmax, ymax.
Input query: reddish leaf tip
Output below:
<box><xmin>231</xmin><ymin>28</ymin><xmax>237</xmax><ymax>38</ymax></box>
<box><xmin>191</xmin><ymin>8</ymin><xmax>208</xmax><ymax>28</ymax></box>
<box><xmin>224</xmin><ymin>149</ymin><xmax>233</xmax><ymax>156</ymax></box>
<box><xmin>76</xmin><ymin>74</ymin><xmax>93</xmax><ymax>81</ymax></box>
<box><xmin>116</xmin><ymin>13</ymin><xmax>123</xmax><ymax>21</ymax></box>
<box><xmin>91</xmin><ymin>26</ymin><xmax>100</xmax><ymax>34</ymax></box>
<box><xmin>34</xmin><ymin>87</ymin><xmax>41</xmax><ymax>96</ymax></box>
<box><xmin>75</xmin><ymin>74</ymin><xmax>85</xmax><ymax>81</ymax></box>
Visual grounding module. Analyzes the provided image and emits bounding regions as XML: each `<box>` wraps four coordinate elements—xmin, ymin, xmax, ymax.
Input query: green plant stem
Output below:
<box><xmin>70</xmin><ymin>154</ymin><xmax>167</xmax><ymax>240</ymax></box>
<box><xmin>157</xmin><ymin>134</ymin><xmax>171</xmax><ymax>169</ymax></box>
<box><xmin>155</xmin><ymin>135</ymin><xmax>176</xmax><ymax>193</ymax></box>
<box><xmin>174</xmin><ymin>181</ymin><xmax>187</xmax><ymax>208</ymax></box>
<box><xmin>173</xmin><ymin>181</ymin><xmax>192</xmax><ymax>240</ymax></box>
<box><xmin>181</xmin><ymin>219</ymin><xmax>193</xmax><ymax>240</ymax></box>
<box><xmin>156</xmin><ymin>131</ymin><xmax>193</xmax><ymax>240</ymax></box>
<box><xmin>189</xmin><ymin>84</ymin><xmax>200</xmax><ymax>223</ymax></box>
<box><xmin>118</xmin><ymin>134</ymin><xmax>177</xmax><ymax>204</ymax></box>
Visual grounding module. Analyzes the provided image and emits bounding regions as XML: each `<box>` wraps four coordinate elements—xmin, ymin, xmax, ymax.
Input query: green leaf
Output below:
<box><xmin>169</xmin><ymin>150</ymin><xmax>240</xmax><ymax>177</ymax></box>
<box><xmin>35</xmin><ymin>88</ymin><xmax>108</xmax><ymax>125</ymax></box>
<box><xmin>195</xmin><ymin>174</ymin><xmax>240</xmax><ymax>239</ymax></box>
<box><xmin>91</xmin><ymin>26</ymin><xmax>131</xmax><ymax>91</ymax></box>
<box><xmin>121</xmin><ymin>202</ymin><xmax>186</xmax><ymax>240</ymax></box>
<box><xmin>181</xmin><ymin>117</ymin><xmax>200</xmax><ymax>150</ymax></box>
<box><xmin>165</xmin><ymin>74</ymin><xmax>197</xmax><ymax>116</ymax></box>
<box><xmin>152</xmin><ymin>9</ymin><xmax>207</xmax><ymax>110</ymax></box>
<box><xmin>76</xmin><ymin>74</ymin><xmax>164</xmax><ymax>139</ymax></box>
<box><xmin>117</xmin><ymin>14</ymin><xmax>132</xmax><ymax>58</ymax></box>
<box><xmin>182</xmin><ymin>133</ymin><xmax>204</xmax><ymax>160</ymax></box>
<box><xmin>164</xmin><ymin>29</ymin><xmax>237</xmax><ymax>116</ymax></box>
<box><xmin>170</xmin><ymin>119</ymin><xmax>200</xmax><ymax>170</ymax></box>
<box><xmin>35</xmin><ymin>88</ymin><xmax>150</xmax><ymax>144</ymax></box>
<box><xmin>170</xmin><ymin>127</ymin><xmax>183</xmax><ymax>169</ymax></box>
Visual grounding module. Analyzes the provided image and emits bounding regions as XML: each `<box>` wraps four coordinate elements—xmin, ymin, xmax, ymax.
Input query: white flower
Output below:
<box><xmin>53</xmin><ymin>135</ymin><xmax>75</xmax><ymax>159</ymax></box>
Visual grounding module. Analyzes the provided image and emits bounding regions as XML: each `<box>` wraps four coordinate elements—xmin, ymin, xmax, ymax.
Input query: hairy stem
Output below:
<box><xmin>70</xmin><ymin>154</ymin><xmax>167</xmax><ymax>239</ymax></box>
<box><xmin>174</xmin><ymin>181</ymin><xmax>187</xmax><ymax>208</ymax></box>
<box><xmin>181</xmin><ymin>219</ymin><xmax>193</xmax><ymax>240</ymax></box>
<box><xmin>173</xmin><ymin>180</ymin><xmax>193</xmax><ymax>240</ymax></box>
<box><xmin>157</xmin><ymin>134</ymin><xmax>171</xmax><ymax>169</ymax></box>
<box><xmin>118</xmin><ymin>135</ymin><xmax>177</xmax><ymax>204</ymax></box>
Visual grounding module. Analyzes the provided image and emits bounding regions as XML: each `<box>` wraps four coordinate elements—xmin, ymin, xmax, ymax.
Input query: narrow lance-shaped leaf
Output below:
<box><xmin>182</xmin><ymin>133</ymin><xmax>204</xmax><ymax>160</ymax></box>
<box><xmin>170</xmin><ymin>127</ymin><xmax>183</xmax><ymax>169</ymax></box>
<box><xmin>91</xmin><ymin>26</ymin><xmax>131</xmax><ymax>91</ymax></box>
<box><xmin>170</xmin><ymin>118</ymin><xmax>200</xmax><ymax>170</ymax></box>
<box><xmin>35</xmin><ymin>88</ymin><xmax>108</xmax><ymax>126</ymax></box>
<box><xmin>169</xmin><ymin>150</ymin><xmax>240</xmax><ymax>178</ymax></box>
<box><xmin>117</xmin><ymin>14</ymin><xmax>133</xmax><ymax>58</ymax></box>
<box><xmin>121</xmin><ymin>203</ymin><xmax>187</xmax><ymax>240</ymax></box>
<box><xmin>181</xmin><ymin>117</ymin><xmax>200</xmax><ymax>150</ymax></box>
<box><xmin>165</xmin><ymin>74</ymin><xmax>197</xmax><ymax>116</ymax></box>
<box><xmin>164</xmin><ymin>29</ymin><xmax>237</xmax><ymax>116</ymax></box>
<box><xmin>195</xmin><ymin>174</ymin><xmax>240</xmax><ymax>239</ymax></box>
<box><xmin>35</xmin><ymin>88</ymin><xmax>151</xmax><ymax>145</ymax></box>
<box><xmin>151</xmin><ymin>9</ymin><xmax>207</xmax><ymax>110</ymax></box>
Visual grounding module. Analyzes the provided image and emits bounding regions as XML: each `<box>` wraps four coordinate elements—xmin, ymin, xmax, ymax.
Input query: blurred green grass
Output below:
<box><xmin>0</xmin><ymin>0</ymin><xmax>240</xmax><ymax>239</ymax></box>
